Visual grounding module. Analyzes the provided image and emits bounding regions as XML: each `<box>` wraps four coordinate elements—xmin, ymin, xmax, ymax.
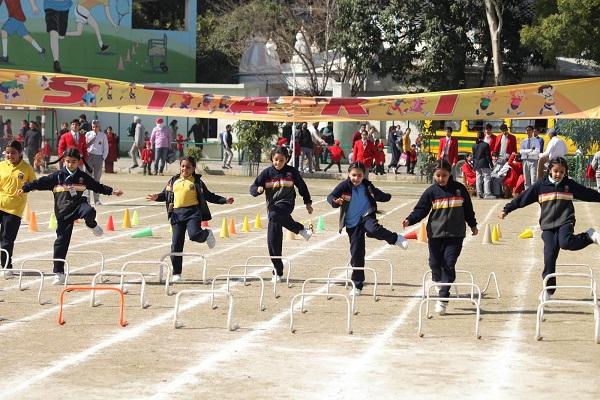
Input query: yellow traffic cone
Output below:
<box><xmin>417</xmin><ymin>222</ymin><xmax>428</xmax><ymax>243</ymax></box>
<box><xmin>229</xmin><ymin>218</ymin><xmax>236</xmax><ymax>235</ymax></box>
<box><xmin>491</xmin><ymin>225</ymin><xmax>500</xmax><ymax>243</ymax></box>
<box><xmin>241</xmin><ymin>216</ymin><xmax>250</xmax><ymax>232</ymax></box>
<box><xmin>518</xmin><ymin>228</ymin><xmax>533</xmax><ymax>239</ymax></box>
<box><xmin>496</xmin><ymin>223</ymin><xmax>502</xmax><ymax>239</ymax></box>
<box><xmin>220</xmin><ymin>218</ymin><xmax>229</xmax><ymax>238</ymax></box>
<box><xmin>132</xmin><ymin>210</ymin><xmax>140</xmax><ymax>226</ymax></box>
<box><xmin>254</xmin><ymin>212</ymin><xmax>263</xmax><ymax>229</ymax></box>
<box><xmin>122</xmin><ymin>209</ymin><xmax>132</xmax><ymax>229</ymax></box>
<box><xmin>48</xmin><ymin>213</ymin><xmax>58</xmax><ymax>230</ymax></box>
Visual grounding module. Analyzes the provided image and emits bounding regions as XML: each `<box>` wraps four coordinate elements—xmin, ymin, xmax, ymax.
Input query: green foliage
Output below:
<box><xmin>234</xmin><ymin>120</ymin><xmax>279</xmax><ymax>163</ymax></box>
<box><xmin>555</xmin><ymin>119</ymin><xmax>600</xmax><ymax>155</ymax></box>
<box><xmin>132</xmin><ymin>0</ymin><xmax>186</xmax><ymax>30</ymax></box>
<box><xmin>185</xmin><ymin>146</ymin><xmax>204</xmax><ymax>160</ymax></box>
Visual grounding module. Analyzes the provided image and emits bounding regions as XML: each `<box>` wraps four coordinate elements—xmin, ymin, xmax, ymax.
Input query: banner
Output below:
<box><xmin>1</xmin><ymin>69</ymin><xmax>600</xmax><ymax>122</ymax></box>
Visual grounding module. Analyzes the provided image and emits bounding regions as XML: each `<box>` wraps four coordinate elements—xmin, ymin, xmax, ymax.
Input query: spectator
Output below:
<box><xmin>520</xmin><ymin>125</ymin><xmax>541</xmax><ymax>190</ymax></box>
<box><xmin>105</xmin><ymin>126</ymin><xmax>119</xmax><ymax>173</ymax></box>
<box><xmin>79</xmin><ymin>114</ymin><xmax>91</xmax><ymax>132</ymax></box>
<box><xmin>352</xmin><ymin>124</ymin><xmax>367</xmax><ymax>146</ymax></box>
<box><xmin>85</xmin><ymin>120</ymin><xmax>109</xmax><ymax>205</ymax></box>
<box><xmin>24</xmin><ymin>121</ymin><xmax>41</xmax><ymax>165</ymax></box>
<box><xmin>461</xmin><ymin>153</ymin><xmax>477</xmax><ymax>189</ymax></box>
<box><xmin>187</xmin><ymin>118</ymin><xmax>206</xmax><ymax>149</ymax></box>
<box><xmin>483</xmin><ymin>123</ymin><xmax>497</xmax><ymax>157</ymax></box>
<box><xmin>437</xmin><ymin>127</ymin><xmax>458</xmax><ymax>175</ymax></box>
<box><xmin>533</xmin><ymin>127</ymin><xmax>545</xmax><ymax>152</ymax></box>
<box><xmin>58</xmin><ymin>119</ymin><xmax>88</xmax><ymax>169</ymax></box>
<box><xmin>387</xmin><ymin>126</ymin><xmax>401</xmax><ymax>173</ymax></box>
<box><xmin>150</xmin><ymin>117</ymin><xmax>171</xmax><ymax>176</ymax></box>
<box><xmin>402</xmin><ymin>128</ymin><xmax>412</xmax><ymax>174</ymax></box>
<box><xmin>472</xmin><ymin>131</ymin><xmax>494</xmax><ymax>199</ymax></box>
<box><xmin>538</xmin><ymin>128</ymin><xmax>567</xmax><ymax>179</ymax></box>
<box><xmin>407</xmin><ymin>144</ymin><xmax>417</xmax><ymax>175</ymax></box>
<box><xmin>4</xmin><ymin>119</ymin><xmax>12</xmax><ymax>136</ymax></box>
<box><xmin>128</xmin><ymin>116</ymin><xmax>145</xmax><ymax>172</ymax></box>
<box><xmin>352</xmin><ymin>130</ymin><xmax>375</xmax><ymax>179</ymax></box>
<box><xmin>220</xmin><ymin>124</ymin><xmax>233</xmax><ymax>169</ymax></box>
<box><xmin>592</xmin><ymin>149</ymin><xmax>600</xmax><ymax>191</ymax></box>
<box><xmin>492</xmin><ymin>123</ymin><xmax>517</xmax><ymax>162</ymax></box>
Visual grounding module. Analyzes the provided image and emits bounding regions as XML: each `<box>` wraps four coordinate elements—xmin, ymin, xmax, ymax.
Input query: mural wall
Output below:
<box><xmin>0</xmin><ymin>0</ymin><xmax>196</xmax><ymax>82</ymax></box>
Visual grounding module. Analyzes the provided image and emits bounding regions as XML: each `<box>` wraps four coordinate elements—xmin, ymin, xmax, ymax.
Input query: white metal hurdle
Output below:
<box><xmin>245</xmin><ymin>256</ymin><xmax>293</xmax><ymax>287</ymax></box>
<box><xmin>327</xmin><ymin>266</ymin><xmax>379</xmax><ymax>301</ymax></box>
<box><xmin>555</xmin><ymin>264</ymin><xmax>596</xmax><ymax>296</ymax></box>
<box><xmin>290</xmin><ymin>278</ymin><xmax>358</xmax><ymax>334</ymax></box>
<box><xmin>536</xmin><ymin>272</ymin><xmax>599</xmax><ymax>343</ymax></box>
<box><xmin>418</xmin><ymin>282</ymin><xmax>482</xmax><ymax>339</ymax></box>
<box><xmin>16</xmin><ymin>257</ymin><xmax>70</xmax><ymax>305</ymax></box>
<box><xmin>211</xmin><ymin>274</ymin><xmax>266</xmax><ymax>311</ymax></box>
<box><xmin>121</xmin><ymin>260</ymin><xmax>173</xmax><ymax>295</ymax></box>
<box><xmin>173</xmin><ymin>289</ymin><xmax>237</xmax><ymax>331</ymax></box>
<box><xmin>67</xmin><ymin>250</ymin><xmax>106</xmax><ymax>281</ymax></box>
<box><xmin>90</xmin><ymin>271</ymin><xmax>149</xmax><ymax>309</ymax></box>
<box><xmin>345</xmin><ymin>258</ymin><xmax>395</xmax><ymax>290</ymax></box>
<box><xmin>227</xmin><ymin>264</ymin><xmax>279</xmax><ymax>298</ymax></box>
<box><xmin>421</xmin><ymin>270</ymin><xmax>500</xmax><ymax>299</ymax></box>
<box><xmin>159</xmin><ymin>252</ymin><xmax>208</xmax><ymax>286</ymax></box>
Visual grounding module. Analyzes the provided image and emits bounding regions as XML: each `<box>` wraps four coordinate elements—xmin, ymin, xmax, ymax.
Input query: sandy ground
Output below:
<box><xmin>0</xmin><ymin>171</ymin><xmax>599</xmax><ymax>399</ymax></box>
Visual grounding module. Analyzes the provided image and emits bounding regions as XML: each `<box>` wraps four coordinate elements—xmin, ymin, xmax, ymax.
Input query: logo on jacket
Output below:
<box><xmin>189</xmin><ymin>184</ymin><xmax>195</xmax><ymax>190</ymax></box>
<box><xmin>17</xmin><ymin>172</ymin><xmax>24</xmax><ymax>180</ymax></box>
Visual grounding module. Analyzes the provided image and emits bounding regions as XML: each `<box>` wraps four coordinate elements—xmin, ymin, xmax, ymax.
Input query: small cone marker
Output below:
<box><xmin>482</xmin><ymin>224</ymin><xmax>492</xmax><ymax>244</ymax></box>
<box><xmin>220</xmin><ymin>218</ymin><xmax>229</xmax><ymax>238</ymax></box>
<box><xmin>286</xmin><ymin>229</ymin><xmax>296</xmax><ymax>240</ymax></box>
<box><xmin>417</xmin><ymin>222</ymin><xmax>428</xmax><ymax>243</ymax></box>
<box><xmin>28</xmin><ymin>211</ymin><xmax>38</xmax><ymax>232</ymax></box>
<box><xmin>132</xmin><ymin>210</ymin><xmax>139</xmax><ymax>226</ymax></box>
<box><xmin>254</xmin><ymin>212</ymin><xmax>263</xmax><ymax>229</ymax></box>
<box><xmin>48</xmin><ymin>213</ymin><xmax>58</xmax><ymax>230</ymax></box>
<box><xmin>229</xmin><ymin>218</ymin><xmax>236</xmax><ymax>235</ymax></box>
<box><xmin>518</xmin><ymin>228</ymin><xmax>533</xmax><ymax>239</ymax></box>
<box><xmin>241</xmin><ymin>216</ymin><xmax>250</xmax><ymax>232</ymax></box>
<box><xmin>131</xmin><ymin>46</ymin><xmax>136</xmax><ymax>55</ymax></box>
<box><xmin>122</xmin><ymin>209</ymin><xmax>132</xmax><ymax>229</ymax></box>
<box><xmin>125</xmin><ymin>48</ymin><xmax>131</xmax><ymax>62</ymax></box>
<box><xmin>105</xmin><ymin>215</ymin><xmax>115</xmax><ymax>231</ymax></box>
<box><xmin>404</xmin><ymin>229</ymin><xmax>418</xmax><ymax>240</ymax></box>
<box><xmin>23</xmin><ymin>203</ymin><xmax>30</xmax><ymax>223</ymax></box>
<box><xmin>201</xmin><ymin>220</ymin><xmax>209</xmax><ymax>228</ymax></box>
<box><xmin>496</xmin><ymin>223</ymin><xmax>502</xmax><ymax>239</ymax></box>
<box><xmin>491</xmin><ymin>225</ymin><xmax>500</xmax><ymax>242</ymax></box>
<box><xmin>117</xmin><ymin>56</ymin><xmax>125</xmax><ymax>71</ymax></box>
<box><xmin>316</xmin><ymin>216</ymin><xmax>325</xmax><ymax>232</ymax></box>
<box><xmin>131</xmin><ymin>227</ymin><xmax>153</xmax><ymax>238</ymax></box>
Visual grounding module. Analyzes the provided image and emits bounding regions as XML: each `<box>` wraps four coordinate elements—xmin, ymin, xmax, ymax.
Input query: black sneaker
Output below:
<box><xmin>53</xmin><ymin>60</ymin><xmax>61</xmax><ymax>73</ymax></box>
<box><xmin>0</xmin><ymin>56</ymin><xmax>8</xmax><ymax>63</ymax></box>
<box><xmin>100</xmin><ymin>44</ymin><xmax>110</xmax><ymax>52</ymax></box>
<box><xmin>39</xmin><ymin>48</ymin><xmax>46</xmax><ymax>61</ymax></box>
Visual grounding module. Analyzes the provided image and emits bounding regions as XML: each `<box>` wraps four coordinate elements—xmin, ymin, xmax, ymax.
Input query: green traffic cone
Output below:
<box><xmin>132</xmin><ymin>210</ymin><xmax>139</xmax><ymax>226</ymax></box>
<box><xmin>48</xmin><ymin>213</ymin><xmax>58</xmax><ymax>230</ymax></box>
<box><xmin>131</xmin><ymin>227</ymin><xmax>153</xmax><ymax>238</ymax></box>
<box><xmin>316</xmin><ymin>216</ymin><xmax>325</xmax><ymax>232</ymax></box>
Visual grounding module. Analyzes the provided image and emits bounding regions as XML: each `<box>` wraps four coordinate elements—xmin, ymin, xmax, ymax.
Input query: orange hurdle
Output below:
<box><xmin>58</xmin><ymin>286</ymin><xmax>127</xmax><ymax>327</ymax></box>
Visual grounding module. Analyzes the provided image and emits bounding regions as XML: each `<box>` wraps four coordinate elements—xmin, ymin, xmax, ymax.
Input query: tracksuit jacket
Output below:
<box><xmin>250</xmin><ymin>165</ymin><xmax>312</xmax><ymax>215</ymax></box>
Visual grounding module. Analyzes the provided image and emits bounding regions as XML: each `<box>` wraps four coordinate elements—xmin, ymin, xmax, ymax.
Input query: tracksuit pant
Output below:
<box><xmin>170</xmin><ymin>207</ymin><xmax>209</xmax><ymax>275</ymax></box>
<box><xmin>87</xmin><ymin>153</ymin><xmax>104</xmax><ymax>203</ymax></box>
<box><xmin>267</xmin><ymin>212</ymin><xmax>304</xmax><ymax>276</ymax></box>
<box><xmin>346</xmin><ymin>215</ymin><xmax>398</xmax><ymax>290</ymax></box>
<box><xmin>53</xmin><ymin>202</ymin><xmax>98</xmax><ymax>273</ymax></box>
<box><xmin>541</xmin><ymin>223</ymin><xmax>593</xmax><ymax>295</ymax></box>
<box><xmin>324</xmin><ymin>161</ymin><xmax>342</xmax><ymax>173</ymax></box>
<box><xmin>428</xmin><ymin>237</ymin><xmax>464</xmax><ymax>299</ymax></box>
<box><xmin>0</xmin><ymin>210</ymin><xmax>22</xmax><ymax>270</ymax></box>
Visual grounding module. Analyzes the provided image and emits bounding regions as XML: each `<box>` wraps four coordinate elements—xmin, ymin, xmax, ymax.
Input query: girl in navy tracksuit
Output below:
<box><xmin>501</xmin><ymin>157</ymin><xmax>600</xmax><ymax>298</ymax></box>
<box><xmin>19</xmin><ymin>148</ymin><xmax>123</xmax><ymax>285</ymax></box>
<box><xmin>403</xmin><ymin>160</ymin><xmax>478</xmax><ymax>314</ymax></box>
<box><xmin>147</xmin><ymin>156</ymin><xmax>234</xmax><ymax>282</ymax></box>
<box><xmin>250</xmin><ymin>146</ymin><xmax>313</xmax><ymax>282</ymax></box>
<box><xmin>328</xmin><ymin>161</ymin><xmax>408</xmax><ymax>295</ymax></box>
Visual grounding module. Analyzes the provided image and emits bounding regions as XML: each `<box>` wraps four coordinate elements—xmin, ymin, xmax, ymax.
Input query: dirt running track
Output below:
<box><xmin>0</xmin><ymin>173</ymin><xmax>599</xmax><ymax>399</ymax></box>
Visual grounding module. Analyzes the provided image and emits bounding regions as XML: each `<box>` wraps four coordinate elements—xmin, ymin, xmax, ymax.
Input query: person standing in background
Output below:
<box><xmin>520</xmin><ymin>125</ymin><xmax>541</xmax><ymax>190</ymax></box>
<box><xmin>220</xmin><ymin>124</ymin><xmax>233</xmax><ymax>169</ymax></box>
<box><xmin>85</xmin><ymin>119</ymin><xmax>108</xmax><ymax>205</ymax></box>
<box><xmin>128</xmin><ymin>116</ymin><xmax>144</xmax><ymax>172</ymax></box>
<box><xmin>24</xmin><ymin>120</ymin><xmax>41</xmax><ymax>166</ymax></box>
<box><xmin>187</xmin><ymin>118</ymin><xmax>205</xmax><ymax>149</ymax></box>
<box><xmin>105</xmin><ymin>126</ymin><xmax>118</xmax><ymax>173</ymax></box>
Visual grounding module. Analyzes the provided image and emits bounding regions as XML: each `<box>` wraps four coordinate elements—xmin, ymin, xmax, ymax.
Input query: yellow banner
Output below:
<box><xmin>1</xmin><ymin>69</ymin><xmax>600</xmax><ymax>121</ymax></box>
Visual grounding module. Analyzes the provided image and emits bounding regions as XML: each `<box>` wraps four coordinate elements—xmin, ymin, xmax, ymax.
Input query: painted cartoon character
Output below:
<box><xmin>386</xmin><ymin>99</ymin><xmax>406</xmax><ymax>115</ymax></box>
<box><xmin>476</xmin><ymin>91</ymin><xmax>496</xmax><ymax>116</ymax></box>
<box><xmin>0</xmin><ymin>73</ymin><xmax>28</xmax><ymax>101</ymax></box>
<box><xmin>217</xmin><ymin>95</ymin><xmax>232</xmax><ymax>112</ymax></box>
<box><xmin>81</xmin><ymin>83</ymin><xmax>100</xmax><ymax>106</ymax></box>
<box><xmin>537</xmin><ymin>84</ymin><xmax>562</xmax><ymax>115</ymax></box>
<box><xmin>0</xmin><ymin>0</ymin><xmax>46</xmax><ymax>63</ymax></box>
<box><xmin>171</xmin><ymin>92</ymin><xmax>193</xmax><ymax>109</ymax></box>
<box><xmin>506</xmin><ymin>89</ymin><xmax>525</xmax><ymax>115</ymax></box>
<box><xmin>37</xmin><ymin>75</ymin><xmax>51</xmax><ymax>90</ymax></box>
<box><xmin>197</xmin><ymin>94</ymin><xmax>215</xmax><ymax>113</ymax></box>
<box><xmin>405</xmin><ymin>98</ymin><xmax>430</xmax><ymax>117</ymax></box>
<box><xmin>105</xmin><ymin>81</ymin><xmax>113</xmax><ymax>100</ymax></box>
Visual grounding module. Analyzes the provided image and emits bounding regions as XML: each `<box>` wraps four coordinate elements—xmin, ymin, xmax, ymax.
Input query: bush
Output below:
<box><xmin>185</xmin><ymin>146</ymin><xmax>203</xmax><ymax>161</ymax></box>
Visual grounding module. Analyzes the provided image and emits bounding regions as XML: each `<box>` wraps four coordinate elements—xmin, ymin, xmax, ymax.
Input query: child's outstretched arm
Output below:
<box><xmin>368</xmin><ymin>182</ymin><xmax>392</xmax><ymax>202</ymax></box>
<box><xmin>570</xmin><ymin>180</ymin><xmax>600</xmax><ymax>203</ymax></box>
<box><xmin>501</xmin><ymin>182</ymin><xmax>539</xmax><ymax>219</ymax></box>
<box><xmin>402</xmin><ymin>189</ymin><xmax>432</xmax><ymax>228</ymax></box>
<box><xmin>201</xmin><ymin>181</ymin><xmax>234</xmax><ymax>204</ymax></box>
<box><xmin>327</xmin><ymin>181</ymin><xmax>346</xmax><ymax>208</ymax></box>
<box><xmin>147</xmin><ymin>184</ymin><xmax>169</xmax><ymax>202</ymax></box>
<box><xmin>18</xmin><ymin>171</ymin><xmax>59</xmax><ymax>195</ymax></box>
<box><xmin>84</xmin><ymin>174</ymin><xmax>122</xmax><ymax>197</ymax></box>
<box><xmin>249</xmin><ymin>169</ymin><xmax>267</xmax><ymax>196</ymax></box>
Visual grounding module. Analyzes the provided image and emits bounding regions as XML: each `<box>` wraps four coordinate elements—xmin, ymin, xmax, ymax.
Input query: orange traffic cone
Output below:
<box><xmin>404</xmin><ymin>229</ymin><xmax>418</xmax><ymax>240</ymax></box>
<box><xmin>229</xmin><ymin>218</ymin><xmax>236</xmax><ymax>235</ymax></box>
<box><xmin>28</xmin><ymin>211</ymin><xmax>38</xmax><ymax>232</ymax></box>
<box><xmin>106</xmin><ymin>215</ymin><xmax>115</xmax><ymax>231</ymax></box>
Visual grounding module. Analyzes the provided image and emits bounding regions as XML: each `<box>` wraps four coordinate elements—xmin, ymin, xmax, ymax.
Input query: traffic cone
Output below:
<box><xmin>23</xmin><ymin>203</ymin><xmax>30</xmax><ymax>223</ymax></box>
<box><xmin>28</xmin><ymin>211</ymin><xmax>38</xmax><ymax>232</ymax></box>
<box><xmin>482</xmin><ymin>224</ymin><xmax>493</xmax><ymax>244</ymax></box>
<box><xmin>48</xmin><ymin>213</ymin><xmax>58</xmax><ymax>230</ymax></box>
<box><xmin>518</xmin><ymin>228</ymin><xmax>533</xmax><ymax>239</ymax></box>
<box><xmin>125</xmin><ymin>48</ymin><xmax>131</xmax><ymax>62</ymax></box>
<box><xmin>316</xmin><ymin>216</ymin><xmax>325</xmax><ymax>232</ymax></box>
<box><xmin>241</xmin><ymin>216</ymin><xmax>250</xmax><ymax>232</ymax></box>
<box><xmin>132</xmin><ymin>210</ymin><xmax>139</xmax><ymax>226</ymax></box>
<box><xmin>131</xmin><ymin>227</ymin><xmax>153</xmax><ymax>238</ymax></box>
<box><xmin>220</xmin><ymin>218</ymin><xmax>229</xmax><ymax>238</ymax></box>
<box><xmin>286</xmin><ymin>229</ymin><xmax>296</xmax><ymax>240</ymax></box>
<box><xmin>496</xmin><ymin>223</ymin><xmax>503</xmax><ymax>239</ymax></box>
<box><xmin>404</xmin><ymin>229</ymin><xmax>418</xmax><ymax>240</ymax></box>
<box><xmin>117</xmin><ymin>56</ymin><xmax>124</xmax><ymax>71</ymax></box>
<box><xmin>229</xmin><ymin>218</ymin><xmax>236</xmax><ymax>235</ymax></box>
<box><xmin>491</xmin><ymin>225</ymin><xmax>500</xmax><ymax>243</ymax></box>
<box><xmin>417</xmin><ymin>222</ymin><xmax>428</xmax><ymax>243</ymax></box>
<box><xmin>201</xmin><ymin>220</ymin><xmax>209</xmax><ymax>228</ymax></box>
<box><xmin>122</xmin><ymin>209</ymin><xmax>131</xmax><ymax>229</ymax></box>
<box><xmin>105</xmin><ymin>215</ymin><xmax>115</xmax><ymax>231</ymax></box>
<box><xmin>254</xmin><ymin>212</ymin><xmax>263</xmax><ymax>229</ymax></box>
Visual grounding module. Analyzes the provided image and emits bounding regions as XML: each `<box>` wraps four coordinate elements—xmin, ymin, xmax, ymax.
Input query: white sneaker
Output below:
<box><xmin>171</xmin><ymin>274</ymin><xmax>181</xmax><ymax>283</ymax></box>
<box><xmin>94</xmin><ymin>200</ymin><xmax>103</xmax><ymax>206</ymax></box>
<box><xmin>3</xmin><ymin>269</ymin><xmax>14</xmax><ymax>278</ymax></box>
<box><xmin>351</xmin><ymin>288</ymin><xmax>362</xmax><ymax>296</ymax></box>
<box><xmin>587</xmin><ymin>228</ymin><xmax>600</xmax><ymax>245</ymax></box>
<box><xmin>271</xmin><ymin>275</ymin><xmax>282</xmax><ymax>283</ymax></box>
<box><xmin>434</xmin><ymin>300</ymin><xmax>447</xmax><ymax>315</ymax></box>
<box><xmin>52</xmin><ymin>273</ymin><xmax>66</xmax><ymax>285</ymax></box>
<box><xmin>91</xmin><ymin>225</ymin><xmax>103</xmax><ymax>237</ymax></box>
<box><xmin>299</xmin><ymin>229</ymin><xmax>313</xmax><ymax>241</ymax></box>
<box><xmin>206</xmin><ymin>229</ymin><xmax>216</xmax><ymax>249</ymax></box>
<box><xmin>395</xmin><ymin>234</ymin><xmax>408</xmax><ymax>250</ymax></box>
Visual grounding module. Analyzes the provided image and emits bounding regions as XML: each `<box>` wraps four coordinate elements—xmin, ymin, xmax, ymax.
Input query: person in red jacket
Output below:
<box><xmin>352</xmin><ymin>131</ymin><xmax>376</xmax><ymax>175</ymax></box>
<box><xmin>483</xmin><ymin>123</ymin><xmax>497</xmax><ymax>157</ymax></box>
<box><xmin>504</xmin><ymin>153</ymin><xmax>524</xmax><ymax>197</ymax></box>
<box><xmin>437</xmin><ymin>127</ymin><xmax>458</xmax><ymax>167</ymax></box>
<box><xmin>407</xmin><ymin>144</ymin><xmax>417</xmax><ymax>174</ymax></box>
<box><xmin>352</xmin><ymin>124</ymin><xmax>367</xmax><ymax>146</ymax></box>
<box><xmin>57</xmin><ymin>119</ymin><xmax>88</xmax><ymax>169</ymax></box>
<box><xmin>324</xmin><ymin>139</ymin><xmax>345</xmax><ymax>173</ymax></box>
<box><xmin>141</xmin><ymin>141</ymin><xmax>154</xmax><ymax>176</ymax></box>
<box><xmin>105</xmin><ymin>127</ymin><xmax>119</xmax><ymax>173</ymax></box>
<box><xmin>461</xmin><ymin>153</ymin><xmax>477</xmax><ymax>187</ymax></box>
<box><xmin>374</xmin><ymin>142</ymin><xmax>386</xmax><ymax>175</ymax></box>
<box><xmin>492</xmin><ymin>123</ymin><xmax>517</xmax><ymax>161</ymax></box>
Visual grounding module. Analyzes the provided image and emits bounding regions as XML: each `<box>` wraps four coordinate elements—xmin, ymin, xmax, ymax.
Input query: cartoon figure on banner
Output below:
<box><xmin>506</xmin><ymin>89</ymin><xmax>525</xmax><ymax>116</ymax></box>
<box><xmin>0</xmin><ymin>72</ymin><xmax>28</xmax><ymax>101</ymax></box>
<box><xmin>66</xmin><ymin>0</ymin><xmax>119</xmax><ymax>52</ymax></box>
<box><xmin>0</xmin><ymin>0</ymin><xmax>46</xmax><ymax>63</ymax></box>
<box><xmin>386</xmin><ymin>99</ymin><xmax>406</xmax><ymax>115</ymax></box>
<box><xmin>81</xmin><ymin>83</ymin><xmax>100</xmax><ymax>106</ymax></box>
<box><xmin>104</xmin><ymin>81</ymin><xmax>113</xmax><ymax>100</ymax></box>
<box><xmin>196</xmin><ymin>94</ymin><xmax>216</xmax><ymax>113</ymax></box>
<box><xmin>170</xmin><ymin>92</ymin><xmax>192</xmax><ymax>109</ymax></box>
<box><xmin>476</xmin><ymin>90</ymin><xmax>496</xmax><ymax>116</ymax></box>
<box><xmin>37</xmin><ymin>75</ymin><xmax>51</xmax><ymax>90</ymax></box>
<box><xmin>217</xmin><ymin>95</ymin><xmax>232</xmax><ymax>112</ymax></box>
<box><xmin>404</xmin><ymin>98</ymin><xmax>431</xmax><ymax>117</ymax></box>
<box><xmin>537</xmin><ymin>84</ymin><xmax>563</xmax><ymax>115</ymax></box>
<box><xmin>117</xmin><ymin>82</ymin><xmax>138</xmax><ymax>108</ymax></box>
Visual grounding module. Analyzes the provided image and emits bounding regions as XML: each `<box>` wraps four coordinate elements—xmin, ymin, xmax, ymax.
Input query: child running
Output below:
<box><xmin>147</xmin><ymin>156</ymin><xmax>234</xmax><ymax>282</ymax></box>
<box><xmin>0</xmin><ymin>141</ymin><xmax>36</xmax><ymax>275</ymax></box>
<box><xmin>403</xmin><ymin>160</ymin><xmax>478</xmax><ymax>314</ymax></box>
<box><xmin>501</xmin><ymin>157</ymin><xmax>600</xmax><ymax>299</ymax></box>
<box><xmin>328</xmin><ymin>161</ymin><xmax>408</xmax><ymax>295</ymax></box>
<box><xmin>19</xmin><ymin>148</ymin><xmax>123</xmax><ymax>284</ymax></box>
<box><xmin>250</xmin><ymin>145</ymin><xmax>313</xmax><ymax>283</ymax></box>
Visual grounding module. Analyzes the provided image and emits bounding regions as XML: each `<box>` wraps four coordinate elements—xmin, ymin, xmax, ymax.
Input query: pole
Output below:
<box><xmin>291</xmin><ymin>64</ymin><xmax>296</xmax><ymax>168</ymax></box>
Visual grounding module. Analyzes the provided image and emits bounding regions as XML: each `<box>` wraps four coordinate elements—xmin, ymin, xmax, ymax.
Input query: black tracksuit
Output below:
<box><xmin>22</xmin><ymin>167</ymin><xmax>114</xmax><ymax>273</ymax></box>
<box><xmin>156</xmin><ymin>173</ymin><xmax>227</xmax><ymax>275</ymax></box>
<box><xmin>405</xmin><ymin>177</ymin><xmax>477</xmax><ymax>298</ymax></box>
<box><xmin>503</xmin><ymin>176</ymin><xmax>600</xmax><ymax>293</ymax></box>
<box><xmin>327</xmin><ymin>178</ymin><xmax>398</xmax><ymax>289</ymax></box>
<box><xmin>250</xmin><ymin>165</ymin><xmax>312</xmax><ymax>276</ymax></box>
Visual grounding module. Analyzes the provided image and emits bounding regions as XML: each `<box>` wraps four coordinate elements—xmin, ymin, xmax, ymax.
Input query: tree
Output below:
<box><xmin>556</xmin><ymin>120</ymin><xmax>600</xmax><ymax>156</ymax></box>
<box><xmin>234</xmin><ymin>120</ymin><xmax>279</xmax><ymax>163</ymax></box>
<box><xmin>484</xmin><ymin>0</ymin><xmax>504</xmax><ymax>85</ymax></box>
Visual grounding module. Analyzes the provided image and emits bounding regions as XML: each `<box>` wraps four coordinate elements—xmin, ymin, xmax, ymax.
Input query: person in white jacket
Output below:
<box><xmin>592</xmin><ymin>150</ymin><xmax>600</xmax><ymax>192</ymax></box>
<box><xmin>86</xmin><ymin>120</ymin><xmax>109</xmax><ymax>205</ymax></box>
<box><xmin>520</xmin><ymin>125</ymin><xmax>541</xmax><ymax>189</ymax></box>
<box><xmin>537</xmin><ymin>128</ymin><xmax>567</xmax><ymax>179</ymax></box>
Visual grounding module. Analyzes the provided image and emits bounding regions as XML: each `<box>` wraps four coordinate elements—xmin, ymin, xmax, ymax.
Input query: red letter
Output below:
<box><xmin>433</xmin><ymin>94</ymin><xmax>459</xmax><ymax>115</ymax></box>
<box><xmin>42</xmin><ymin>77</ymin><xmax>87</xmax><ymax>105</ymax></box>
<box><xmin>145</xmin><ymin>86</ymin><xmax>177</xmax><ymax>110</ymax></box>
<box><xmin>320</xmin><ymin>98</ymin><xmax>368</xmax><ymax>117</ymax></box>
<box><xmin>227</xmin><ymin>97</ymin><xmax>269</xmax><ymax>114</ymax></box>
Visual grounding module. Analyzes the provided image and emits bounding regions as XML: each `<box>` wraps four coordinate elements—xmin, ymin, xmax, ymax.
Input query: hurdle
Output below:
<box><xmin>421</xmin><ymin>270</ymin><xmax>475</xmax><ymax>299</ymax></box>
<box><xmin>418</xmin><ymin>282</ymin><xmax>482</xmax><ymax>339</ymax></box>
<box><xmin>58</xmin><ymin>286</ymin><xmax>127</xmax><ymax>327</ymax></box>
<box><xmin>227</xmin><ymin>264</ymin><xmax>279</xmax><ymax>298</ymax></box>
<box><xmin>159</xmin><ymin>252</ymin><xmax>207</xmax><ymax>285</ymax></box>
<box><xmin>245</xmin><ymin>256</ymin><xmax>293</xmax><ymax>287</ymax></box>
<box><xmin>348</xmin><ymin>258</ymin><xmax>395</xmax><ymax>290</ymax></box>
<box><xmin>290</xmin><ymin>278</ymin><xmax>357</xmax><ymax>334</ymax></box>
<box><xmin>536</xmin><ymin>272</ymin><xmax>599</xmax><ymax>343</ymax></box>
<box><xmin>211</xmin><ymin>274</ymin><xmax>266</xmax><ymax>311</ymax></box>
<box><xmin>68</xmin><ymin>250</ymin><xmax>106</xmax><ymax>281</ymax></box>
<box><xmin>15</xmin><ymin>258</ymin><xmax>70</xmax><ymax>305</ymax></box>
<box><xmin>555</xmin><ymin>264</ymin><xmax>596</xmax><ymax>296</ymax></box>
<box><xmin>327</xmin><ymin>266</ymin><xmax>379</xmax><ymax>301</ymax></box>
<box><xmin>121</xmin><ymin>260</ymin><xmax>173</xmax><ymax>295</ymax></box>
<box><xmin>90</xmin><ymin>271</ymin><xmax>149</xmax><ymax>309</ymax></box>
<box><xmin>173</xmin><ymin>289</ymin><xmax>237</xmax><ymax>330</ymax></box>
<box><xmin>0</xmin><ymin>248</ymin><xmax>9</xmax><ymax>274</ymax></box>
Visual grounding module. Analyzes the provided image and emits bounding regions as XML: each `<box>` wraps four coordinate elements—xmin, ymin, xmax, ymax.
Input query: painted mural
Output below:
<box><xmin>0</xmin><ymin>0</ymin><xmax>196</xmax><ymax>82</ymax></box>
